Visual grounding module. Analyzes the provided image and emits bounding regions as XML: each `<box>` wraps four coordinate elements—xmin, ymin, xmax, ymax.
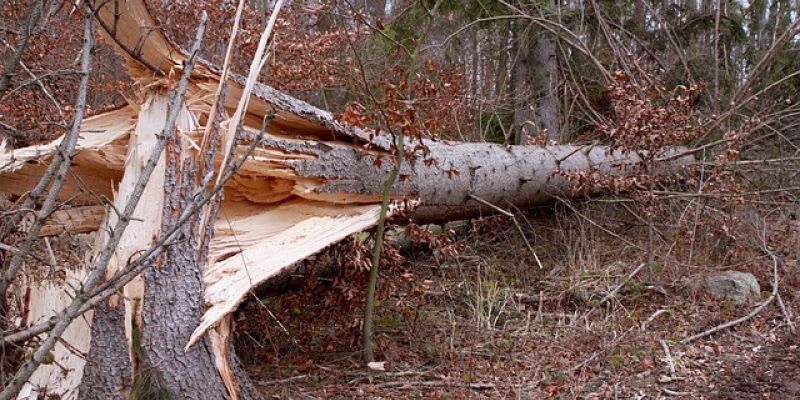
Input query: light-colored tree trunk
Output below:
<box><xmin>256</xmin><ymin>135</ymin><xmax>684</xmax><ymax>223</ymax></box>
<box><xmin>512</xmin><ymin>21</ymin><xmax>536</xmax><ymax>144</ymax></box>
<box><xmin>531</xmin><ymin>21</ymin><xmax>560</xmax><ymax>143</ymax></box>
<box><xmin>512</xmin><ymin>7</ymin><xmax>560</xmax><ymax>145</ymax></box>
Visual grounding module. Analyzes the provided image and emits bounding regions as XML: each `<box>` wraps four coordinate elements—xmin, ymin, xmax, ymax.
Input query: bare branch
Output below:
<box><xmin>0</xmin><ymin>1</ymin><xmax>43</xmax><ymax>98</ymax></box>
<box><xmin>0</xmin><ymin>10</ymin><xmax>207</xmax><ymax>399</ymax></box>
<box><xmin>0</xmin><ymin>4</ymin><xmax>96</xmax><ymax>302</ymax></box>
<box><xmin>680</xmin><ymin>251</ymin><xmax>780</xmax><ymax>344</ymax></box>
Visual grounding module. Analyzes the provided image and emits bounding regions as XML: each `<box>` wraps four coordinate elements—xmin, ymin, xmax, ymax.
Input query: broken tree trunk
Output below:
<box><xmin>0</xmin><ymin>0</ymin><xmax>693</xmax><ymax>398</ymax></box>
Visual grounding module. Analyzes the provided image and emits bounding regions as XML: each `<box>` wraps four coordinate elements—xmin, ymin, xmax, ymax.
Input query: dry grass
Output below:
<box><xmin>236</xmin><ymin>195</ymin><xmax>800</xmax><ymax>399</ymax></box>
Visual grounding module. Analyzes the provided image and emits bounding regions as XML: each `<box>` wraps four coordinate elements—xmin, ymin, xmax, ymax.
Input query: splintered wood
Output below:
<box><xmin>0</xmin><ymin>0</ymin><xmax>692</xmax><ymax>397</ymax></box>
<box><xmin>192</xmin><ymin>200</ymin><xmax>386</xmax><ymax>345</ymax></box>
<box><xmin>17</xmin><ymin>268</ymin><xmax>92</xmax><ymax>400</ymax></box>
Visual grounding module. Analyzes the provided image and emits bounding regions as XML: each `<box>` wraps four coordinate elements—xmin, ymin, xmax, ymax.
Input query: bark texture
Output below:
<box><xmin>138</xmin><ymin>137</ymin><xmax>234</xmax><ymax>400</ymax></box>
<box><xmin>513</xmin><ymin>21</ymin><xmax>537</xmax><ymax>144</ymax></box>
<box><xmin>513</xmin><ymin>15</ymin><xmax>560</xmax><ymax>144</ymax></box>
<box><xmin>78</xmin><ymin>299</ymin><xmax>132</xmax><ymax>400</ymax></box>
<box><xmin>261</xmin><ymin>136</ymin><xmax>688</xmax><ymax>223</ymax></box>
<box><xmin>531</xmin><ymin>13</ymin><xmax>560</xmax><ymax>142</ymax></box>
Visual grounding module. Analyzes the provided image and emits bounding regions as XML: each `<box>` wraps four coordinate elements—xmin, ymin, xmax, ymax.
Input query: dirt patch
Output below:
<box><xmin>711</xmin><ymin>335</ymin><xmax>800</xmax><ymax>399</ymax></box>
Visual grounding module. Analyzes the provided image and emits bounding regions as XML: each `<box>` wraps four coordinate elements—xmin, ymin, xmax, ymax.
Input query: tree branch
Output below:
<box><xmin>0</xmin><ymin>10</ymin><xmax>207</xmax><ymax>400</ymax></box>
<box><xmin>0</xmin><ymin>3</ymin><xmax>95</xmax><ymax>305</ymax></box>
<box><xmin>0</xmin><ymin>1</ymin><xmax>43</xmax><ymax>98</ymax></box>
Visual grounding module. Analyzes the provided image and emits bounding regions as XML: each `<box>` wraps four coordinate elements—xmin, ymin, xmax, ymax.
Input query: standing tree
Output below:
<box><xmin>513</xmin><ymin>1</ymin><xmax>560</xmax><ymax>144</ymax></box>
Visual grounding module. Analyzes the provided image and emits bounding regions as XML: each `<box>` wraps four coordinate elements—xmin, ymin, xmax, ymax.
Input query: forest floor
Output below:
<box><xmin>235</xmin><ymin>198</ymin><xmax>800</xmax><ymax>399</ymax></box>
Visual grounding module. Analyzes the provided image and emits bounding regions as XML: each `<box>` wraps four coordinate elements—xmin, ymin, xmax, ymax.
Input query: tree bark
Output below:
<box><xmin>0</xmin><ymin>0</ymin><xmax>693</xmax><ymax>396</ymax></box>
<box><xmin>512</xmin><ymin>21</ymin><xmax>536</xmax><ymax>145</ymax></box>
<box><xmin>512</xmin><ymin>10</ymin><xmax>560</xmax><ymax>144</ymax></box>
<box><xmin>137</xmin><ymin>136</ymin><xmax>235</xmax><ymax>399</ymax></box>
<box><xmin>258</xmin><ymin>136</ymin><xmax>686</xmax><ymax>223</ymax></box>
<box><xmin>531</xmin><ymin>1</ymin><xmax>560</xmax><ymax>143</ymax></box>
<box><xmin>79</xmin><ymin>300</ymin><xmax>132</xmax><ymax>400</ymax></box>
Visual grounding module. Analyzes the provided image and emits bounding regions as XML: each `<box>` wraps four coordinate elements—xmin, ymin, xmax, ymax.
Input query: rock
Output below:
<box><xmin>705</xmin><ymin>271</ymin><xmax>761</xmax><ymax>305</ymax></box>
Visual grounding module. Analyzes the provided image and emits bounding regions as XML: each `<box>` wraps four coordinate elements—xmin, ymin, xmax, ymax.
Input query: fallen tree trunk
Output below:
<box><xmin>256</xmin><ymin>135</ymin><xmax>682</xmax><ymax>223</ymax></box>
<box><xmin>0</xmin><ymin>0</ymin><xmax>692</xmax><ymax>398</ymax></box>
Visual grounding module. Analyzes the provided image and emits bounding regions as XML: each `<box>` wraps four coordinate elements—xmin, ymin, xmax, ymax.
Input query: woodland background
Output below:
<box><xmin>1</xmin><ymin>0</ymin><xmax>799</xmax><ymax>398</ymax></box>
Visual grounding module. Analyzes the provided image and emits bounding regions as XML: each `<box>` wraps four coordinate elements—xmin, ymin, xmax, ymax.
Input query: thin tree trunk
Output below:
<box><xmin>512</xmin><ymin>7</ymin><xmax>560</xmax><ymax>145</ymax></box>
<box><xmin>532</xmin><ymin>1</ymin><xmax>560</xmax><ymax>143</ymax></box>
<box><xmin>512</xmin><ymin>21</ymin><xmax>536</xmax><ymax>144</ymax></box>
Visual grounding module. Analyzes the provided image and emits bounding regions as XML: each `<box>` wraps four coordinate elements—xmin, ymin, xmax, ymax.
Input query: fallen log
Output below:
<box><xmin>0</xmin><ymin>0</ymin><xmax>692</xmax><ymax>398</ymax></box>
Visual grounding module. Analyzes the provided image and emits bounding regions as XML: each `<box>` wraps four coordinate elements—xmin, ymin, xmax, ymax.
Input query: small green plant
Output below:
<box><xmin>608</xmin><ymin>354</ymin><xmax>625</xmax><ymax>369</ymax></box>
<box><xmin>541</xmin><ymin>365</ymin><xmax>566</xmax><ymax>384</ymax></box>
<box><xmin>462</xmin><ymin>371</ymin><xmax>476</xmax><ymax>383</ymax></box>
<box><xmin>375</xmin><ymin>313</ymin><xmax>404</xmax><ymax>328</ymax></box>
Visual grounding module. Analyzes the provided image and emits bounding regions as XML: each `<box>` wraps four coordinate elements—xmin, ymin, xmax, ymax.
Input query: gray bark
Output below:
<box><xmin>531</xmin><ymin>5</ymin><xmax>560</xmax><ymax>143</ymax></box>
<box><xmin>512</xmin><ymin>15</ymin><xmax>560</xmax><ymax>144</ymax></box>
<box><xmin>139</xmin><ymin>136</ymin><xmax>260</xmax><ymax>400</ymax></box>
<box><xmin>264</xmin><ymin>137</ymin><xmax>690</xmax><ymax>224</ymax></box>
<box><xmin>512</xmin><ymin>22</ymin><xmax>537</xmax><ymax>145</ymax></box>
<box><xmin>138</xmin><ymin>137</ymin><xmax>231</xmax><ymax>399</ymax></box>
<box><xmin>78</xmin><ymin>299</ymin><xmax>132</xmax><ymax>400</ymax></box>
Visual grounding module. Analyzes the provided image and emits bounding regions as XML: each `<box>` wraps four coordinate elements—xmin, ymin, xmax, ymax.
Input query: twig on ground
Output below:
<box><xmin>597</xmin><ymin>262</ymin><xmax>646</xmax><ymax>307</ymax></box>
<box><xmin>347</xmin><ymin>370</ymin><xmax>428</xmax><ymax>385</ymax></box>
<box><xmin>680</xmin><ymin>251</ymin><xmax>780</xmax><ymax>344</ymax></box>
<box><xmin>662</xmin><ymin>388</ymin><xmax>692</xmax><ymax>396</ymax></box>
<box><xmin>582</xmin><ymin>262</ymin><xmax>646</xmax><ymax>321</ymax></box>
<box><xmin>375</xmin><ymin>380</ymin><xmax>495</xmax><ymax>390</ymax></box>
<box><xmin>659</xmin><ymin>339</ymin><xmax>676</xmax><ymax>376</ymax></box>
<box><xmin>536</xmin><ymin>290</ymin><xmax>544</xmax><ymax>321</ymax></box>
<box><xmin>255</xmin><ymin>375</ymin><xmax>308</xmax><ymax>386</ymax></box>
<box><xmin>776</xmin><ymin>293</ymin><xmax>796</xmax><ymax>334</ymax></box>
<box><xmin>641</xmin><ymin>308</ymin><xmax>670</xmax><ymax>330</ymax></box>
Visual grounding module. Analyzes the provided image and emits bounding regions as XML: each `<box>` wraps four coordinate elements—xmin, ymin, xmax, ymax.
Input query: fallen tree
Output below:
<box><xmin>0</xmin><ymin>1</ymin><xmax>692</xmax><ymax>398</ymax></box>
